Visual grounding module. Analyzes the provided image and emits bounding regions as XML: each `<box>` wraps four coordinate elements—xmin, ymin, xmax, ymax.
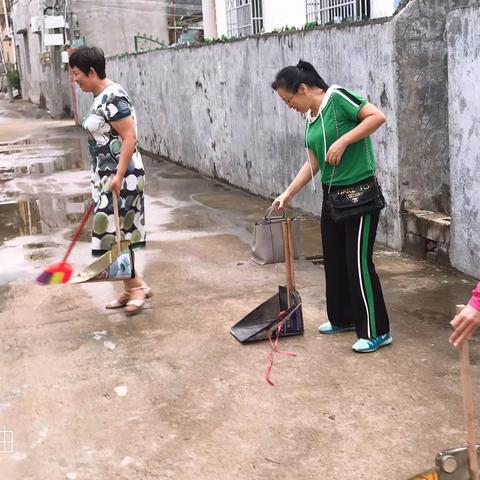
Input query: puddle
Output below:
<box><xmin>0</xmin><ymin>128</ymin><xmax>93</xmax><ymax>287</ymax></box>
<box><xmin>0</xmin><ymin>194</ymin><xmax>92</xmax><ymax>245</ymax></box>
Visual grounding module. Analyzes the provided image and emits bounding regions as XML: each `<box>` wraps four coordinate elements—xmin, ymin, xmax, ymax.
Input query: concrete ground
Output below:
<box><xmin>1</xmin><ymin>95</ymin><xmax>479</xmax><ymax>480</ymax></box>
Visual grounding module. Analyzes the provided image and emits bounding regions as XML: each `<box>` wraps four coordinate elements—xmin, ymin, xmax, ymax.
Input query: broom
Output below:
<box><xmin>36</xmin><ymin>202</ymin><xmax>93</xmax><ymax>285</ymax></box>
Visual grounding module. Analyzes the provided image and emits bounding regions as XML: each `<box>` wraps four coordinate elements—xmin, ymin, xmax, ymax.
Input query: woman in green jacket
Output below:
<box><xmin>272</xmin><ymin>60</ymin><xmax>391</xmax><ymax>353</ymax></box>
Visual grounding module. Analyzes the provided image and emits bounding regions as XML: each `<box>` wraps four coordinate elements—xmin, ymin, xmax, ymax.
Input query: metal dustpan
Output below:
<box><xmin>68</xmin><ymin>192</ymin><xmax>135</xmax><ymax>284</ymax></box>
<box><xmin>409</xmin><ymin>446</ymin><xmax>480</xmax><ymax>480</ymax></box>
<box><xmin>231</xmin><ymin>219</ymin><xmax>303</xmax><ymax>343</ymax></box>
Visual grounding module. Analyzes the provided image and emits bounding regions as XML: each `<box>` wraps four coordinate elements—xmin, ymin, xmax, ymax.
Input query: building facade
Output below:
<box><xmin>10</xmin><ymin>0</ymin><xmax>176</xmax><ymax>117</ymax></box>
<box><xmin>203</xmin><ymin>0</ymin><xmax>402</xmax><ymax>39</ymax></box>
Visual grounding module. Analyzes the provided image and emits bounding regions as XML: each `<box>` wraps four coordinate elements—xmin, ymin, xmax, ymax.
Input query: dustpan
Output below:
<box><xmin>68</xmin><ymin>191</ymin><xmax>135</xmax><ymax>284</ymax></box>
<box><xmin>231</xmin><ymin>219</ymin><xmax>303</xmax><ymax>343</ymax></box>
<box><xmin>408</xmin><ymin>306</ymin><xmax>480</xmax><ymax>480</ymax></box>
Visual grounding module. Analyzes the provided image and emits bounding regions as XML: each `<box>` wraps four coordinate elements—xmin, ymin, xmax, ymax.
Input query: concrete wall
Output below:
<box><xmin>77</xmin><ymin>19</ymin><xmax>402</xmax><ymax>249</ymax></box>
<box><xmin>12</xmin><ymin>0</ymin><xmax>43</xmax><ymax>104</ymax></box>
<box><xmin>448</xmin><ymin>4</ymin><xmax>480</xmax><ymax>277</ymax></box>
<box><xmin>395</xmin><ymin>0</ymin><xmax>450</xmax><ymax>214</ymax></box>
<box><xmin>73</xmin><ymin>0</ymin><xmax>170</xmax><ymax>57</ymax></box>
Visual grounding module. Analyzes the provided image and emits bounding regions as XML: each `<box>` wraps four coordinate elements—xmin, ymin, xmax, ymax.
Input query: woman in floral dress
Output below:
<box><xmin>69</xmin><ymin>46</ymin><xmax>151</xmax><ymax>315</ymax></box>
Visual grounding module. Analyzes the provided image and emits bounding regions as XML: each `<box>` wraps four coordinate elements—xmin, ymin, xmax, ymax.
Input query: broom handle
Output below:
<box><xmin>457</xmin><ymin>304</ymin><xmax>479</xmax><ymax>480</ymax></box>
<box><xmin>112</xmin><ymin>190</ymin><xmax>121</xmax><ymax>250</ymax></box>
<box><xmin>61</xmin><ymin>202</ymin><xmax>93</xmax><ymax>263</ymax></box>
<box><xmin>282</xmin><ymin>221</ymin><xmax>293</xmax><ymax>308</ymax></box>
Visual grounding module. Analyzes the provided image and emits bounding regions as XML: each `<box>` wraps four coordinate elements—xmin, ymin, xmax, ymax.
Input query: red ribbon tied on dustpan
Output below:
<box><xmin>265</xmin><ymin>309</ymin><xmax>298</xmax><ymax>387</ymax></box>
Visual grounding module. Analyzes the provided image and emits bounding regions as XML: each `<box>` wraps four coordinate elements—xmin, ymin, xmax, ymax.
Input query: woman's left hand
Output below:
<box><xmin>109</xmin><ymin>174</ymin><xmax>124</xmax><ymax>197</ymax></box>
<box><xmin>326</xmin><ymin>138</ymin><xmax>348</xmax><ymax>166</ymax></box>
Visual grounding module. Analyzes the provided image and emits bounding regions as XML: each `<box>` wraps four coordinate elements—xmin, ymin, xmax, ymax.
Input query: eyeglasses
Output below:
<box><xmin>284</xmin><ymin>92</ymin><xmax>297</xmax><ymax>106</ymax></box>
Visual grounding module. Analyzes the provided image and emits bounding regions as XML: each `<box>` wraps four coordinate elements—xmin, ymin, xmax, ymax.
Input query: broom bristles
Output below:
<box><xmin>36</xmin><ymin>262</ymin><xmax>73</xmax><ymax>285</ymax></box>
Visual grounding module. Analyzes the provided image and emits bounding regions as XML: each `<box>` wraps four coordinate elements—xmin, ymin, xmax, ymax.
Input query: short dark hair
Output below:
<box><xmin>272</xmin><ymin>59</ymin><xmax>329</xmax><ymax>93</ymax></box>
<box><xmin>69</xmin><ymin>46</ymin><xmax>106</xmax><ymax>79</ymax></box>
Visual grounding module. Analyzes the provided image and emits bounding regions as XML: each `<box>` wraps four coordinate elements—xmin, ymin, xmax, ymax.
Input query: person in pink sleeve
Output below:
<box><xmin>449</xmin><ymin>283</ymin><xmax>480</xmax><ymax>347</ymax></box>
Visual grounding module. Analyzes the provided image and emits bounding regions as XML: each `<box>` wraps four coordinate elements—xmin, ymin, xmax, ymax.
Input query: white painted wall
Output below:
<box><xmin>448</xmin><ymin>5</ymin><xmax>480</xmax><ymax>278</ymax></box>
<box><xmin>371</xmin><ymin>0</ymin><xmax>397</xmax><ymax>18</ymax></box>
<box><xmin>263</xmin><ymin>0</ymin><xmax>306</xmax><ymax>31</ymax></box>
<box><xmin>211</xmin><ymin>0</ymin><xmax>396</xmax><ymax>38</ymax></box>
<box><xmin>202</xmin><ymin>0</ymin><xmax>218</xmax><ymax>39</ymax></box>
<box><xmin>214</xmin><ymin>0</ymin><xmax>228</xmax><ymax>37</ymax></box>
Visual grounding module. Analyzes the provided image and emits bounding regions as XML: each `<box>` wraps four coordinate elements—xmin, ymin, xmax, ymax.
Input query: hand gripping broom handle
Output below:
<box><xmin>457</xmin><ymin>304</ymin><xmax>479</xmax><ymax>480</ymax></box>
<box><xmin>112</xmin><ymin>190</ymin><xmax>121</xmax><ymax>250</ymax></box>
<box><xmin>61</xmin><ymin>202</ymin><xmax>94</xmax><ymax>264</ymax></box>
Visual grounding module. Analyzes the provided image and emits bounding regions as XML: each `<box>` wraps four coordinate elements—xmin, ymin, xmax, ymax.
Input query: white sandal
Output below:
<box><xmin>125</xmin><ymin>283</ymin><xmax>153</xmax><ymax>316</ymax></box>
<box><xmin>105</xmin><ymin>291</ymin><xmax>130</xmax><ymax>309</ymax></box>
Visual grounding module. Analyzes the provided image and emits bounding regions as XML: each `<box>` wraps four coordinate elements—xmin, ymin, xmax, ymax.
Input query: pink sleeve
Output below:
<box><xmin>468</xmin><ymin>282</ymin><xmax>480</xmax><ymax>312</ymax></box>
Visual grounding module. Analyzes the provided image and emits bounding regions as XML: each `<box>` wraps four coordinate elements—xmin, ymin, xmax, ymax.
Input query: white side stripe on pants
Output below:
<box><xmin>357</xmin><ymin>216</ymin><xmax>371</xmax><ymax>338</ymax></box>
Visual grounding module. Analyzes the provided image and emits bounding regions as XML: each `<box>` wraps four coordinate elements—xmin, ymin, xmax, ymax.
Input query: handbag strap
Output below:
<box><xmin>326</xmin><ymin>90</ymin><xmax>379</xmax><ymax>194</ymax></box>
<box><xmin>305</xmin><ymin>120</ymin><xmax>317</xmax><ymax>194</ymax></box>
<box><xmin>326</xmin><ymin>97</ymin><xmax>340</xmax><ymax>194</ymax></box>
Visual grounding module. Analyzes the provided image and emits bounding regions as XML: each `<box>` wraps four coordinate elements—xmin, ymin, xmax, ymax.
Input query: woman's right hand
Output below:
<box><xmin>449</xmin><ymin>304</ymin><xmax>480</xmax><ymax>348</ymax></box>
<box><xmin>272</xmin><ymin>191</ymin><xmax>292</xmax><ymax>212</ymax></box>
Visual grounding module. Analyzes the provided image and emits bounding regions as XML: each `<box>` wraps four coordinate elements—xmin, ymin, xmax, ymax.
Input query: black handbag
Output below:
<box><xmin>327</xmin><ymin>177</ymin><xmax>385</xmax><ymax>223</ymax></box>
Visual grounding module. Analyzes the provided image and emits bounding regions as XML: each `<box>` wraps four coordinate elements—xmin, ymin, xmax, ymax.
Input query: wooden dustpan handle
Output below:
<box><xmin>457</xmin><ymin>304</ymin><xmax>479</xmax><ymax>480</ymax></box>
<box><xmin>287</xmin><ymin>219</ymin><xmax>296</xmax><ymax>290</ymax></box>
<box><xmin>282</xmin><ymin>221</ymin><xmax>293</xmax><ymax>308</ymax></box>
<box><xmin>112</xmin><ymin>190</ymin><xmax>121</xmax><ymax>250</ymax></box>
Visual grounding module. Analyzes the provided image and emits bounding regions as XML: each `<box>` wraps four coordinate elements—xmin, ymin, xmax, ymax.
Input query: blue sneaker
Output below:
<box><xmin>352</xmin><ymin>334</ymin><xmax>392</xmax><ymax>353</ymax></box>
<box><xmin>318</xmin><ymin>322</ymin><xmax>356</xmax><ymax>334</ymax></box>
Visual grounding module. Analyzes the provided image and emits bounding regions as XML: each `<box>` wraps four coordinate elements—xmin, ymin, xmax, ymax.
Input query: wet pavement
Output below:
<box><xmin>1</xmin><ymin>95</ymin><xmax>480</xmax><ymax>480</ymax></box>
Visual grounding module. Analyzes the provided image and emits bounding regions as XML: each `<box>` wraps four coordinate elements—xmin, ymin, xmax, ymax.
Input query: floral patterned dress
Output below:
<box><xmin>83</xmin><ymin>83</ymin><xmax>146</xmax><ymax>256</ymax></box>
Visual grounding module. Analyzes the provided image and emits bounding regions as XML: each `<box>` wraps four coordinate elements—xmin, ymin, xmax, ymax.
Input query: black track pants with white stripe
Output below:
<box><xmin>321</xmin><ymin>186</ymin><xmax>390</xmax><ymax>340</ymax></box>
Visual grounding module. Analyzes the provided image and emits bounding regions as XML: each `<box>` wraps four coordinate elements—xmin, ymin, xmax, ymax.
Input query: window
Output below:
<box><xmin>226</xmin><ymin>0</ymin><xmax>263</xmax><ymax>37</ymax></box>
<box><xmin>306</xmin><ymin>0</ymin><xmax>371</xmax><ymax>25</ymax></box>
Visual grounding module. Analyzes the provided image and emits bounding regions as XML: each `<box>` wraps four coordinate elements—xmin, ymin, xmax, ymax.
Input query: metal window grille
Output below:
<box><xmin>306</xmin><ymin>0</ymin><xmax>370</xmax><ymax>25</ymax></box>
<box><xmin>0</xmin><ymin>426</ymin><xmax>14</xmax><ymax>454</ymax></box>
<box><xmin>226</xmin><ymin>0</ymin><xmax>263</xmax><ymax>37</ymax></box>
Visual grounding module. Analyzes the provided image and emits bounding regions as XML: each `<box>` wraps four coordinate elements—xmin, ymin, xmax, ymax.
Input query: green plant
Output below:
<box><xmin>303</xmin><ymin>21</ymin><xmax>319</xmax><ymax>30</ymax></box>
<box><xmin>7</xmin><ymin>69</ymin><xmax>20</xmax><ymax>89</ymax></box>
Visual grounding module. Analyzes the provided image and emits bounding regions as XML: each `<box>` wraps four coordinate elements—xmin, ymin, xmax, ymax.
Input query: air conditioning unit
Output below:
<box><xmin>44</xmin><ymin>16</ymin><xmax>66</xmax><ymax>30</ymax></box>
<box><xmin>44</xmin><ymin>33</ymin><xmax>64</xmax><ymax>46</ymax></box>
<box><xmin>30</xmin><ymin>16</ymin><xmax>42</xmax><ymax>33</ymax></box>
